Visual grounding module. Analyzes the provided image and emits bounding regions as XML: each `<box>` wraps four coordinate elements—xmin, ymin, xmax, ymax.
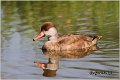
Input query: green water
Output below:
<box><xmin>1</xmin><ymin>1</ymin><xmax>119</xmax><ymax>79</ymax></box>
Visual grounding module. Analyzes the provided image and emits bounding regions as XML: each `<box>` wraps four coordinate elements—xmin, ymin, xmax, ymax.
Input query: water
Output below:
<box><xmin>1</xmin><ymin>1</ymin><xmax>119</xmax><ymax>79</ymax></box>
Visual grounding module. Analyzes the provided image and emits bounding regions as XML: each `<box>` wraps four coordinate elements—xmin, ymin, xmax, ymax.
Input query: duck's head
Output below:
<box><xmin>33</xmin><ymin>22</ymin><xmax>58</xmax><ymax>41</ymax></box>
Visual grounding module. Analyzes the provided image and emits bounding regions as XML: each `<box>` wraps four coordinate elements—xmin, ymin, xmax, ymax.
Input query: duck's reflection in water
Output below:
<box><xmin>34</xmin><ymin>57</ymin><xmax>59</xmax><ymax>77</ymax></box>
<box><xmin>34</xmin><ymin>45</ymin><xmax>98</xmax><ymax>77</ymax></box>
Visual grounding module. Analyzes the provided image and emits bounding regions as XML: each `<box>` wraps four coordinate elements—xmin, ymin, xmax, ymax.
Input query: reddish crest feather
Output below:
<box><xmin>41</xmin><ymin>22</ymin><xmax>55</xmax><ymax>31</ymax></box>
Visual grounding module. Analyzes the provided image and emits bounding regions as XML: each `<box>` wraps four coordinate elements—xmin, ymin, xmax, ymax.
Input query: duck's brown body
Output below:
<box><xmin>33</xmin><ymin>22</ymin><xmax>102</xmax><ymax>51</ymax></box>
<box><xmin>42</xmin><ymin>34</ymin><xmax>102</xmax><ymax>51</ymax></box>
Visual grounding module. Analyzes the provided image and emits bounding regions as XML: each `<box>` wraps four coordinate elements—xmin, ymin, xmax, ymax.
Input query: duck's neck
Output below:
<box><xmin>47</xmin><ymin>27</ymin><xmax>58</xmax><ymax>42</ymax></box>
<box><xmin>48</xmin><ymin>35</ymin><xmax>58</xmax><ymax>42</ymax></box>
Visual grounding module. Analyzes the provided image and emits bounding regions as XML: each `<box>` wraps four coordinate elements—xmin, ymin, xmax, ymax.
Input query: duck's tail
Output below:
<box><xmin>92</xmin><ymin>35</ymin><xmax>102</xmax><ymax>44</ymax></box>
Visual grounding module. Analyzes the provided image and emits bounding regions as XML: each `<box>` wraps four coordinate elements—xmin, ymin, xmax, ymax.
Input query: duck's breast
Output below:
<box><xmin>43</xmin><ymin>41</ymin><xmax>61</xmax><ymax>51</ymax></box>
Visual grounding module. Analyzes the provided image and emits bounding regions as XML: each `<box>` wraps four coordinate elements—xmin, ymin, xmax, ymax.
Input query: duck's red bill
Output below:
<box><xmin>33</xmin><ymin>31</ymin><xmax>45</xmax><ymax>41</ymax></box>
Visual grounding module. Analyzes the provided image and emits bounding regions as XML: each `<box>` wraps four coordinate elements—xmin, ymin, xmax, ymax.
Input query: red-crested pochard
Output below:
<box><xmin>33</xmin><ymin>22</ymin><xmax>102</xmax><ymax>51</ymax></box>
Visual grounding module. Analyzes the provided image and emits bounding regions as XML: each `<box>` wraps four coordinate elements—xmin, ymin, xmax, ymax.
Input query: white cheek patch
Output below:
<box><xmin>45</xmin><ymin>27</ymin><xmax>57</xmax><ymax>36</ymax></box>
<box><xmin>45</xmin><ymin>31</ymin><xmax>49</xmax><ymax>35</ymax></box>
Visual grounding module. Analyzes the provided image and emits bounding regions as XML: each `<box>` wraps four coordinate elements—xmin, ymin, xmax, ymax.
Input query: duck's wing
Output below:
<box><xmin>57</xmin><ymin>34</ymin><xmax>89</xmax><ymax>44</ymax></box>
<box><xmin>57</xmin><ymin>34</ymin><xmax>102</xmax><ymax>50</ymax></box>
<box><xmin>57</xmin><ymin>34</ymin><xmax>101</xmax><ymax>45</ymax></box>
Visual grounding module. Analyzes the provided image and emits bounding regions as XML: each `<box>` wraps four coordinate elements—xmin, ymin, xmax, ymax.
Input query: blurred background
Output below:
<box><xmin>1</xmin><ymin>1</ymin><xmax>119</xmax><ymax>79</ymax></box>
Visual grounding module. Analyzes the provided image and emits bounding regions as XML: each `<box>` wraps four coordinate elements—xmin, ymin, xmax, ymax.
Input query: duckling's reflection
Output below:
<box><xmin>34</xmin><ymin>45</ymin><xmax>98</xmax><ymax>77</ymax></box>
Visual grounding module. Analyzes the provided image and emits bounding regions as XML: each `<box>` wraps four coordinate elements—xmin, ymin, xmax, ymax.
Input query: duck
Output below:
<box><xmin>33</xmin><ymin>22</ymin><xmax>102</xmax><ymax>51</ymax></box>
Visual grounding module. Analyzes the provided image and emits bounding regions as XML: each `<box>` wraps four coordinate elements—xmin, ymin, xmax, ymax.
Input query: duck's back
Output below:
<box><xmin>57</xmin><ymin>34</ymin><xmax>101</xmax><ymax>50</ymax></box>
